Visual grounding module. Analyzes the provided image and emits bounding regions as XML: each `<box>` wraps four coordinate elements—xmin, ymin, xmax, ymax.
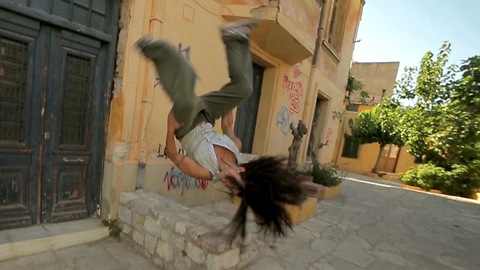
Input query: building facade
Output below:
<box><xmin>0</xmin><ymin>0</ymin><xmax>365</xmax><ymax>228</ymax></box>
<box><xmin>334</xmin><ymin>61</ymin><xmax>419</xmax><ymax>178</ymax></box>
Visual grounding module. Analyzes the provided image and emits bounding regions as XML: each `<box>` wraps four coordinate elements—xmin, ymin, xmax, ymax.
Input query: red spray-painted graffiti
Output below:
<box><xmin>283</xmin><ymin>66</ymin><xmax>304</xmax><ymax>114</ymax></box>
<box><xmin>163</xmin><ymin>167</ymin><xmax>209</xmax><ymax>196</ymax></box>
<box><xmin>325</xmin><ymin>128</ymin><xmax>334</xmax><ymax>142</ymax></box>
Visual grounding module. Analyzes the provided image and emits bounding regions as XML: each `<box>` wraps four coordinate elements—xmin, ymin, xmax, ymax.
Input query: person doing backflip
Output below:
<box><xmin>136</xmin><ymin>18</ymin><xmax>306</xmax><ymax>241</ymax></box>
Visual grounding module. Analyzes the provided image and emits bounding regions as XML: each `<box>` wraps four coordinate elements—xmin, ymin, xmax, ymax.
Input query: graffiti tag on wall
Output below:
<box><xmin>163</xmin><ymin>167</ymin><xmax>208</xmax><ymax>196</ymax></box>
<box><xmin>325</xmin><ymin>127</ymin><xmax>333</xmax><ymax>143</ymax></box>
<box><xmin>283</xmin><ymin>66</ymin><xmax>304</xmax><ymax>114</ymax></box>
<box><xmin>276</xmin><ymin>106</ymin><xmax>291</xmax><ymax>136</ymax></box>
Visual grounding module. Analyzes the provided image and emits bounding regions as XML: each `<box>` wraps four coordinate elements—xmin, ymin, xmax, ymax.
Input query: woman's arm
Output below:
<box><xmin>221</xmin><ymin>110</ymin><xmax>242</xmax><ymax>151</ymax></box>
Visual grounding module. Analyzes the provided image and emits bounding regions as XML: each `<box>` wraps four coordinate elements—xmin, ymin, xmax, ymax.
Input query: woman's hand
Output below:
<box><xmin>167</xmin><ymin>109</ymin><xmax>184</xmax><ymax>132</ymax></box>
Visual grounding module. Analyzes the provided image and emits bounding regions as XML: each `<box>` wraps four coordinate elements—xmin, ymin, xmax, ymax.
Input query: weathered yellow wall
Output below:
<box><xmin>334</xmin><ymin>111</ymin><xmax>379</xmax><ymax>174</ymax></box>
<box><xmin>305</xmin><ymin>0</ymin><xmax>365</xmax><ymax>164</ymax></box>
<box><xmin>350</xmin><ymin>61</ymin><xmax>400</xmax><ymax>103</ymax></box>
<box><xmin>102</xmin><ymin>0</ymin><xmax>365</xmax><ymax>219</ymax></box>
<box><xmin>396</xmin><ymin>147</ymin><xmax>419</xmax><ymax>173</ymax></box>
<box><xmin>334</xmin><ymin>61</ymin><xmax>420</xmax><ymax>178</ymax></box>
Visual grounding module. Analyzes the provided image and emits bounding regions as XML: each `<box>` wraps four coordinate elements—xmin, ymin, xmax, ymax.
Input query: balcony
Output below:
<box><xmin>220</xmin><ymin>1</ymin><xmax>319</xmax><ymax>64</ymax></box>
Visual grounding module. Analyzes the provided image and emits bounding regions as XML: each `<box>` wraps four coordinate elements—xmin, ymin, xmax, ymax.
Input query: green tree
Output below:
<box><xmin>348</xmin><ymin>42</ymin><xmax>480</xmax><ymax>196</ymax></box>
<box><xmin>393</xmin><ymin>42</ymin><xmax>480</xmax><ymax>196</ymax></box>
<box><xmin>395</xmin><ymin>42</ymin><xmax>458</xmax><ymax>164</ymax></box>
<box><xmin>345</xmin><ymin>73</ymin><xmax>369</xmax><ymax>103</ymax></box>
<box><xmin>349</xmin><ymin>99</ymin><xmax>404</xmax><ymax>172</ymax></box>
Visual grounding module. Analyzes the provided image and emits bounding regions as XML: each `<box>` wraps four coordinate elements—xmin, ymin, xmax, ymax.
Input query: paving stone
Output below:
<box><xmin>156</xmin><ymin>239</ymin><xmax>174</xmax><ymax>262</ymax></box>
<box><xmin>206</xmin><ymin>248</ymin><xmax>240</xmax><ymax>270</ymax></box>
<box><xmin>118</xmin><ymin>205</ymin><xmax>132</xmax><ymax>225</ymax></box>
<box><xmin>331</xmin><ymin>238</ymin><xmax>376</xmax><ymax>268</ymax></box>
<box><xmin>144</xmin><ymin>233</ymin><xmax>157</xmax><ymax>255</ymax></box>
<box><xmin>185</xmin><ymin>242</ymin><xmax>205</xmax><ymax>263</ymax></box>
<box><xmin>198</xmin><ymin>231</ymin><xmax>234</xmax><ymax>254</ymax></box>
<box><xmin>3</xmin><ymin>177</ymin><xmax>480</xmax><ymax>270</ymax></box>
<box><xmin>0</xmin><ymin>238</ymin><xmax>156</xmax><ymax>270</ymax></box>
<box><xmin>173</xmin><ymin>252</ymin><xmax>192</xmax><ymax>270</ymax></box>
<box><xmin>144</xmin><ymin>216</ymin><xmax>162</xmax><ymax>237</ymax></box>
<box><xmin>132</xmin><ymin>229</ymin><xmax>144</xmax><ymax>245</ymax></box>
<box><xmin>324</xmin><ymin>254</ymin><xmax>365</xmax><ymax>270</ymax></box>
<box><xmin>369</xmin><ymin>250</ymin><xmax>415</xmax><ymax>268</ymax></box>
<box><xmin>129</xmin><ymin>199</ymin><xmax>151</xmax><ymax>215</ymax></box>
<box><xmin>244</xmin><ymin>256</ymin><xmax>285</xmax><ymax>270</ymax></box>
<box><xmin>174</xmin><ymin>220</ymin><xmax>195</xmax><ymax>235</ymax></box>
<box><xmin>310</xmin><ymin>238</ymin><xmax>337</xmax><ymax>256</ymax></box>
<box><xmin>119</xmin><ymin>192</ymin><xmax>139</xmax><ymax>205</ymax></box>
<box><xmin>122</xmin><ymin>224</ymin><xmax>132</xmax><ymax>234</ymax></box>
<box><xmin>132</xmin><ymin>211</ymin><xmax>146</xmax><ymax>230</ymax></box>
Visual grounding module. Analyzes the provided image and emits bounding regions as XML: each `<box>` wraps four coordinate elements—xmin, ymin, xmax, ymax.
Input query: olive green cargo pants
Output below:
<box><xmin>140</xmin><ymin>35</ymin><xmax>253</xmax><ymax>139</ymax></box>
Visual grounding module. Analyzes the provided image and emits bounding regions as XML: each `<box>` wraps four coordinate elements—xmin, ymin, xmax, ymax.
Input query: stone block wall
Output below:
<box><xmin>118</xmin><ymin>191</ymin><xmax>255</xmax><ymax>270</ymax></box>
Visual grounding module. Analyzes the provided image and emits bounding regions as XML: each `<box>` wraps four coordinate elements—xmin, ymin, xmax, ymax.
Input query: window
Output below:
<box><xmin>342</xmin><ymin>135</ymin><xmax>360</xmax><ymax>158</ymax></box>
<box><xmin>327</xmin><ymin>0</ymin><xmax>348</xmax><ymax>52</ymax></box>
<box><xmin>346</xmin><ymin>104</ymin><xmax>358</xmax><ymax>112</ymax></box>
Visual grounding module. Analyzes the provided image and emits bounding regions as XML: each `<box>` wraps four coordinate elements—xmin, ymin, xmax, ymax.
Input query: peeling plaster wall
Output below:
<box><xmin>314</xmin><ymin>0</ymin><xmax>365</xmax><ymax>164</ymax></box>
<box><xmin>279</xmin><ymin>0</ymin><xmax>321</xmax><ymax>39</ymax></box>
<box><xmin>349</xmin><ymin>62</ymin><xmax>400</xmax><ymax>104</ymax></box>
<box><xmin>102</xmin><ymin>0</ymin><xmax>365</xmax><ymax>219</ymax></box>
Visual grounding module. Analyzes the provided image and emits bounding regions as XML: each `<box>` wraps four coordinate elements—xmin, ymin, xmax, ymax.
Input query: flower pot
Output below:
<box><xmin>403</xmin><ymin>184</ymin><xmax>422</xmax><ymax>191</ymax></box>
<box><xmin>322</xmin><ymin>185</ymin><xmax>341</xmax><ymax>199</ymax></box>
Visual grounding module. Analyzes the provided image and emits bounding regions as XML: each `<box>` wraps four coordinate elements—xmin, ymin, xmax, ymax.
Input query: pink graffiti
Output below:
<box><xmin>292</xmin><ymin>66</ymin><xmax>301</xmax><ymax>78</ymax></box>
<box><xmin>163</xmin><ymin>167</ymin><xmax>208</xmax><ymax>196</ymax></box>
<box><xmin>325</xmin><ymin>128</ymin><xmax>334</xmax><ymax>142</ymax></box>
<box><xmin>283</xmin><ymin>72</ymin><xmax>304</xmax><ymax>114</ymax></box>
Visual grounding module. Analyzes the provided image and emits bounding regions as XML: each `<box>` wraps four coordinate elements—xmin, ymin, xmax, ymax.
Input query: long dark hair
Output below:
<box><xmin>227</xmin><ymin>156</ymin><xmax>307</xmax><ymax>242</ymax></box>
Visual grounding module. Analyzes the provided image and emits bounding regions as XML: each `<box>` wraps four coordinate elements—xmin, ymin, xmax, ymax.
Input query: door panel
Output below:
<box><xmin>0</xmin><ymin>0</ymin><xmax>118</xmax><ymax>229</ymax></box>
<box><xmin>377</xmin><ymin>144</ymin><xmax>400</xmax><ymax>173</ymax></box>
<box><xmin>234</xmin><ymin>63</ymin><xmax>264</xmax><ymax>153</ymax></box>
<box><xmin>42</xmin><ymin>29</ymin><xmax>101</xmax><ymax>222</ymax></box>
<box><xmin>0</xmin><ymin>20</ymin><xmax>39</xmax><ymax>229</ymax></box>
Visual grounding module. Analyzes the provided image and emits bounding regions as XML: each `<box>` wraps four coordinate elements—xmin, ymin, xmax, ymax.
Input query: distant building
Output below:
<box><xmin>333</xmin><ymin>61</ymin><xmax>419</xmax><ymax>179</ymax></box>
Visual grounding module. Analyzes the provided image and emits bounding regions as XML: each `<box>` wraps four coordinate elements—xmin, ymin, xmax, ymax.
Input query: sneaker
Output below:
<box><xmin>221</xmin><ymin>18</ymin><xmax>260</xmax><ymax>39</ymax></box>
<box><xmin>135</xmin><ymin>35</ymin><xmax>154</xmax><ymax>50</ymax></box>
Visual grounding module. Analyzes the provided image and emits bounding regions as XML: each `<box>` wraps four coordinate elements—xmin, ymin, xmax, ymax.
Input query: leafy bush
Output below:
<box><xmin>102</xmin><ymin>219</ymin><xmax>121</xmax><ymax>237</ymax></box>
<box><xmin>401</xmin><ymin>163</ymin><xmax>445</xmax><ymax>190</ymax></box>
<box><xmin>442</xmin><ymin>163</ymin><xmax>480</xmax><ymax>197</ymax></box>
<box><xmin>401</xmin><ymin>162</ymin><xmax>480</xmax><ymax>197</ymax></box>
<box><xmin>310</xmin><ymin>160</ymin><xmax>343</xmax><ymax>187</ymax></box>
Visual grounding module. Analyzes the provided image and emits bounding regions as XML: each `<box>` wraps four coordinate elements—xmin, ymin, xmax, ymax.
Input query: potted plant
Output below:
<box><xmin>310</xmin><ymin>160</ymin><xmax>343</xmax><ymax>199</ymax></box>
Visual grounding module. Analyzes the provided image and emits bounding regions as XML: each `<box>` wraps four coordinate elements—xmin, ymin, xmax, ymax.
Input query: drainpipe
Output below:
<box><xmin>312</xmin><ymin>0</ymin><xmax>327</xmax><ymax>68</ymax></box>
<box><xmin>301</xmin><ymin>0</ymin><xmax>327</xmax><ymax>161</ymax></box>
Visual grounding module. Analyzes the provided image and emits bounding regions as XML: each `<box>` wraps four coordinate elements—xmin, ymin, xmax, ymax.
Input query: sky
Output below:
<box><xmin>352</xmin><ymin>0</ymin><xmax>480</xmax><ymax>80</ymax></box>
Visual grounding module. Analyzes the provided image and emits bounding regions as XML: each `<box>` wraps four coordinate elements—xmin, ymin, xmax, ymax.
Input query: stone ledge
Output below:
<box><xmin>118</xmin><ymin>191</ymin><xmax>255</xmax><ymax>269</ymax></box>
<box><xmin>0</xmin><ymin>219</ymin><xmax>108</xmax><ymax>262</ymax></box>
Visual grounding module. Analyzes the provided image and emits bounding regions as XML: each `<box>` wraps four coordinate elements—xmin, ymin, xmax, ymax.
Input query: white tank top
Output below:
<box><xmin>180</xmin><ymin>122</ymin><xmax>241</xmax><ymax>178</ymax></box>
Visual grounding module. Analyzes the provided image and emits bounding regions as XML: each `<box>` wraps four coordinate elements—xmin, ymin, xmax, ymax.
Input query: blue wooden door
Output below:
<box><xmin>0</xmin><ymin>1</ymin><xmax>119</xmax><ymax>229</ymax></box>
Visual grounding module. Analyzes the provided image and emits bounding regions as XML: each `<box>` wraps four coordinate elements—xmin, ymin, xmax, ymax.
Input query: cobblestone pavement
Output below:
<box><xmin>1</xmin><ymin>174</ymin><xmax>479</xmax><ymax>270</ymax></box>
<box><xmin>0</xmin><ymin>237</ymin><xmax>157</xmax><ymax>270</ymax></box>
<box><xmin>240</xmin><ymin>176</ymin><xmax>480</xmax><ymax>270</ymax></box>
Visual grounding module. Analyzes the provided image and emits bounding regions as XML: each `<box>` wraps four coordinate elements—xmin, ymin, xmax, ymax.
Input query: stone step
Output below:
<box><xmin>0</xmin><ymin>218</ymin><xmax>109</xmax><ymax>262</ymax></box>
<box><xmin>119</xmin><ymin>191</ymin><xmax>260</xmax><ymax>269</ymax></box>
